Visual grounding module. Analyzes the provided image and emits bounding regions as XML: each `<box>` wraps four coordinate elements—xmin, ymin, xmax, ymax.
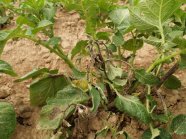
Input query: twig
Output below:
<box><xmin>152</xmin><ymin>62</ymin><xmax>179</xmax><ymax>115</ymax></box>
<box><xmin>156</xmin><ymin>62</ymin><xmax>179</xmax><ymax>89</ymax></box>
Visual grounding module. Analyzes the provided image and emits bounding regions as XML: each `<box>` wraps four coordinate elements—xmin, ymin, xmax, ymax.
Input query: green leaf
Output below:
<box><xmin>2</xmin><ymin>0</ymin><xmax>13</xmax><ymax>3</ymax></box>
<box><xmin>107</xmin><ymin>44</ymin><xmax>117</xmax><ymax>52</ymax></box>
<box><xmin>129</xmin><ymin>0</ymin><xmax>142</xmax><ymax>6</ymax></box>
<box><xmin>96</xmin><ymin>83</ymin><xmax>108</xmax><ymax>104</ymax></box>
<box><xmin>0</xmin><ymin>60</ymin><xmax>17</xmax><ymax>76</ymax></box>
<box><xmin>179</xmin><ymin>54</ymin><xmax>186</xmax><ymax>69</ymax></box>
<box><xmin>0</xmin><ymin>28</ymin><xmax>25</xmax><ymax>55</ymax></box>
<box><xmin>30</xmin><ymin>20</ymin><xmax>53</xmax><ymax>35</ymax></box>
<box><xmin>43</xmin><ymin>3</ymin><xmax>56</xmax><ymax>21</ymax></box>
<box><xmin>37</xmin><ymin>20</ymin><xmax>53</xmax><ymax>28</ymax></box>
<box><xmin>109</xmin><ymin>8</ymin><xmax>129</xmax><ymax>25</ymax></box>
<box><xmin>0</xmin><ymin>102</ymin><xmax>16</xmax><ymax>139</ymax></box>
<box><xmin>15</xmin><ymin>68</ymin><xmax>56</xmax><ymax>82</ymax></box>
<box><xmin>29</xmin><ymin>75</ymin><xmax>70</xmax><ymax>106</ymax></box>
<box><xmin>0</xmin><ymin>16</ymin><xmax>9</xmax><ymax>24</ymax></box>
<box><xmin>109</xmin><ymin>8</ymin><xmax>132</xmax><ymax>34</ymax></box>
<box><xmin>0</xmin><ymin>30</ymin><xmax>12</xmax><ymax>55</ymax></box>
<box><xmin>168</xmin><ymin>31</ymin><xmax>183</xmax><ymax>40</ymax></box>
<box><xmin>0</xmin><ymin>30</ymin><xmax>11</xmax><ymax>41</ymax></box>
<box><xmin>163</xmin><ymin>75</ymin><xmax>181</xmax><ymax>89</ymax></box>
<box><xmin>38</xmin><ymin>85</ymin><xmax>89</xmax><ymax>130</ymax></box>
<box><xmin>22</xmin><ymin>0</ymin><xmax>45</xmax><ymax>12</ymax></box>
<box><xmin>16</xmin><ymin>16</ymin><xmax>36</xmax><ymax>27</ymax></box>
<box><xmin>90</xmin><ymin>86</ymin><xmax>101</xmax><ymax>112</ymax></box>
<box><xmin>170</xmin><ymin>114</ymin><xmax>186</xmax><ymax>135</ymax></box>
<box><xmin>96</xmin><ymin>126</ymin><xmax>109</xmax><ymax>137</ymax></box>
<box><xmin>123</xmin><ymin>39</ymin><xmax>143</xmax><ymax>52</ymax></box>
<box><xmin>96</xmin><ymin>32</ymin><xmax>110</xmax><ymax>40</ymax></box>
<box><xmin>70</xmin><ymin>40</ymin><xmax>88</xmax><ymax>59</ymax></box>
<box><xmin>135</xmin><ymin>69</ymin><xmax>160</xmax><ymax>85</ymax></box>
<box><xmin>129</xmin><ymin>0</ymin><xmax>181</xmax><ymax>31</ymax></box>
<box><xmin>72</xmin><ymin>68</ymin><xmax>86</xmax><ymax>79</ymax></box>
<box><xmin>143</xmin><ymin>36</ymin><xmax>161</xmax><ymax>48</ymax></box>
<box><xmin>152</xmin><ymin>114</ymin><xmax>170</xmax><ymax>123</ymax></box>
<box><xmin>107</xmin><ymin>65</ymin><xmax>123</xmax><ymax>80</ymax></box>
<box><xmin>47</xmin><ymin>37</ymin><xmax>61</xmax><ymax>48</ymax></box>
<box><xmin>142</xmin><ymin>128</ymin><xmax>172</xmax><ymax>139</ymax></box>
<box><xmin>0</xmin><ymin>40</ymin><xmax>6</xmax><ymax>56</ymax></box>
<box><xmin>112</xmin><ymin>33</ymin><xmax>124</xmax><ymax>46</ymax></box>
<box><xmin>113</xmin><ymin>78</ymin><xmax>127</xmax><ymax>86</ymax></box>
<box><xmin>115</xmin><ymin>94</ymin><xmax>151</xmax><ymax>123</ymax></box>
<box><xmin>173</xmin><ymin>37</ymin><xmax>186</xmax><ymax>49</ymax></box>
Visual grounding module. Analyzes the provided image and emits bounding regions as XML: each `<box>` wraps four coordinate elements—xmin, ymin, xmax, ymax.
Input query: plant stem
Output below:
<box><xmin>146</xmin><ymin>51</ymin><xmax>181</xmax><ymax>73</ymax></box>
<box><xmin>146</xmin><ymin>85</ymin><xmax>159</xmax><ymax>139</ymax></box>
<box><xmin>146</xmin><ymin>85</ymin><xmax>151</xmax><ymax>113</ymax></box>
<box><xmin>128</xmin><ymin>50</ymin><xmax>184</xmax><ymax>94</ymax></box>
<box><xmin>118</xmin><ymin>46</ymin><xmax>122</xmax><ymax>67</ymax></box>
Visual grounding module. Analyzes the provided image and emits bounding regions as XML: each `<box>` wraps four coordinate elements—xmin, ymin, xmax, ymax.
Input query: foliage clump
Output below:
<box><xmin>0</xmin><ymin>0</ymin><xmax>186</xmax><ymax>138</ymax></box>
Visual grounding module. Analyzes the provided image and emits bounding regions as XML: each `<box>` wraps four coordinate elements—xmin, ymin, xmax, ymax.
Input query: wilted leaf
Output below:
<box><xmin>0</xmin><ymin>102</ymin><xmax>16</xmax><ymax>139</ymax></box>
<box><xmin>29</xmin><ymin>75</ymin><xmax>70</xmax><ymax>106</ymax></box>
<box><xmin>38</xmin><ymin>85</ymin><xmax>89</xmax><ymax>130</ymax></box>
<box><xmin>115</xmin><ymin>94</ymin><xmax>151</xmax><ymax>123</ymax></box>
<box><xmin>170</xmin><ymin>114</ymin><xmax>186</xmax><ymax>135</ymax></box>
<box><xmin>90</xmin><ymin>86</ymin><xmax>101</xmax><ymax>112</ymax></box>
<box><xmin>107</xmin><ymin>65</ymin><xmax>123</xmax><ymax>80</ymax></box>
<box><xmin>113</xmin><ymin>78</ymin><xmax>127</xmax><ymax>86</ymax></box>
<box><xmin>72</xmin><ymin>79</ymin><xmax>89</xmax><ymax>92</ymax></box>
<box><xmin>135</xmin><ymin>69</ymin><xmax>160</xmax><ymax>85</ymax></box>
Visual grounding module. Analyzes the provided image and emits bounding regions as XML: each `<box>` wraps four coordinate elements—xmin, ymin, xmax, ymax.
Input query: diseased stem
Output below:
<box><xmin>156</xmin><ymin>62</ymin><xmax>179</xmax><ymax>89</ymax></box>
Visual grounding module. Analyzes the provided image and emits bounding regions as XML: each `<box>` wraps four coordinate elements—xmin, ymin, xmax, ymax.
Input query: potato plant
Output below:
<box><xmin>0</xmin><ymin>0</ymin><xmax>186</xmax><ymax>138</ymax></box>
